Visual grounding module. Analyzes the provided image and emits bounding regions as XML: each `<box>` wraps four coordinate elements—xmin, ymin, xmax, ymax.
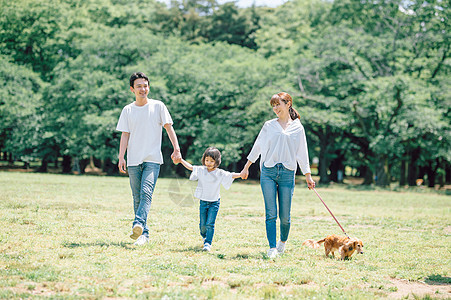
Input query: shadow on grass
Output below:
<box><xmin>170</xmin><ymin>246</ymin><xmax>203</xmax><ymax>253</ymax></box>
<box><xmin>425</xmin><ymin>275</ymin><xmax>451</xmax><ymax>285</ymax></box>
<box><xmin>62</xmin><ymin>241</ymin><xmax>136</xmax><ymax>250</ymax></box>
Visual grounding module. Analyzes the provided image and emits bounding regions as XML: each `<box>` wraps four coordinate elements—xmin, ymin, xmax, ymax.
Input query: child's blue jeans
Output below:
<box><xmin>199</xmin><ymin>199</ymin><xmax>220</xmax><ymax>245</ymax></box>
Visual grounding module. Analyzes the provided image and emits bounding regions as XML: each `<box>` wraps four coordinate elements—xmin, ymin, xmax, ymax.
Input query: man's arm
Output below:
<box><xmin>118</xmin><ymin>132</ymin><xmax>130</xmax><ymax>173</ymax></box>
<box><xmin>164</xmin><ymin>123</ymin><xmax>181</xmax><ymax>164</ymax></box>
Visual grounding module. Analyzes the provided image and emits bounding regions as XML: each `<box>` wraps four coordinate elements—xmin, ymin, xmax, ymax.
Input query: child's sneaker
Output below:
<box><xmin>276</xmin><ymin>241</ymin><xmax>286</xmax><ymax>254</ymax></box>
<box><xmin>203</xmin><ymin>243</ymin><xmax>211</xmax><ymax>252</ymax></box>
<box><xmin>130</xmin><ymin>224</ymin><xmax>143</xmax><ymax>240</ymax></box>
<box><xmin>133</xmin><ymin>235</ymin><xmax>149</xmax><ymax>246</ymax></box>
<box><xmin>267</xmin><ymin>248</ymin><xmax>278</xmax><ymax>259</ymax></box>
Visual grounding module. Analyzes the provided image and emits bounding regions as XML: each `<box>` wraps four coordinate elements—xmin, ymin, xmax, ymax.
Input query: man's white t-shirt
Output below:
<box><xmin>116</xmin><ymin>99</ymin><xmax>173</xmax><ymax>166</ymax></box>
<box><xmin>189</xmin><ymin>166</ymin><xmax>234</xmax><ymax>202</ymax></box>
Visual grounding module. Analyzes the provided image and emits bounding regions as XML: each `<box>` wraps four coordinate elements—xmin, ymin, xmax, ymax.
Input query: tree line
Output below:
<box><xmin>0</xmin><ymin>0</ymin><xmax>449</xmax><ymax>187</ymax></box>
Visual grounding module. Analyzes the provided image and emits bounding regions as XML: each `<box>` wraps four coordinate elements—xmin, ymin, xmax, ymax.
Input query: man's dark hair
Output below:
<box><xmin>130</xmin><ymin>72</ymin><xmax>149</xmax><ymax>88</ymax></box>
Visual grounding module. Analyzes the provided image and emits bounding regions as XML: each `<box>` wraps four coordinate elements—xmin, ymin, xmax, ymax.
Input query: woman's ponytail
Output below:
<box><xmin>289</xmin><ymin>106</ymin><xmax>300</xmax><ymax>120</ymax></box>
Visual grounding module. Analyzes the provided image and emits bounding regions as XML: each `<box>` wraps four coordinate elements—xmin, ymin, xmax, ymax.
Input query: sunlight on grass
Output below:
<box><xmin>0</xmin><ymin>172</ymin><xmax>449</xmax><ymax>298</ymax></box>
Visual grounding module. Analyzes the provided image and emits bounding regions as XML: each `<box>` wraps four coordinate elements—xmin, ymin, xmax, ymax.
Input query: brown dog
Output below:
<box><xmin>303</xmin><ymin>234</ymin><xmax>364</xmax><ymax>260</ymax></box>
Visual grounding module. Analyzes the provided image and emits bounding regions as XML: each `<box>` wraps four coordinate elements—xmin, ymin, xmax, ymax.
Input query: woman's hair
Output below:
<box><xmin>270</xmin><ymin>92</ymin><xmax>300</xmax><ymax>120</ymax></box>
<box><xmin>129</xmin><ymin>72</ymin><xmax>149</xmax><ymax>88</ymax></box>
<box><xmin>201</xmin><ymin>147</ymin><xmax>221</xmax><ymax>168</ymax></box>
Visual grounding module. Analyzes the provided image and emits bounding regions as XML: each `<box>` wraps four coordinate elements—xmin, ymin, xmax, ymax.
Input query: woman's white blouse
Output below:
<box><xmin>247</xmin><ymin>118</ymin><xmax>311</xmax><ymax>174</ymax></box>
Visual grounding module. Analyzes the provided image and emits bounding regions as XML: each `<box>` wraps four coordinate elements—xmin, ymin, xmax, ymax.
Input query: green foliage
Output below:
<box><xmin>0</xmin><ymin>56</ymin><xmax>46</xmax><ymax>162</ymax></box>
<box><xmin>0</xmin><ymin>0</ymin><xmax>448</xmax><ymax>184</ymax></box>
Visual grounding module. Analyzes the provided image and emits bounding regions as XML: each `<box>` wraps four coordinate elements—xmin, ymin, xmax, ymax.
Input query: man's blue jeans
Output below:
<box><xmin>260</xmin><ymin>163</ymin><xmax>295</xmax><ymax>248</ymax></box>
<box><xmin>128</xmin><ymin>162</ymin><xmax>160</xmax><ymax>238</ymax></box>
<box><xmin>199</xmin><ymin>199</ymin><xmax>220</xmax><ymax>245</ymax></box>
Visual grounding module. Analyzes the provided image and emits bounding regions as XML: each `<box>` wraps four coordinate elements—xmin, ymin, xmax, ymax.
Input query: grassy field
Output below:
<box><xmin>0</xmin><ymin>172</ymin><xmax>449</xmax><ymax>299</ymax></box>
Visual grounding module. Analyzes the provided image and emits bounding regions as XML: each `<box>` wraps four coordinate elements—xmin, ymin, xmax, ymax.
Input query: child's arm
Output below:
<box><xmin>180</xmin><ymin>158</ymin><xmax>193</xmax><ymax>171</ymax></box>
<box><xmin>231</xmin><ymin>172</ymin><xmax>242</xmax><ymax>179</ymax></box>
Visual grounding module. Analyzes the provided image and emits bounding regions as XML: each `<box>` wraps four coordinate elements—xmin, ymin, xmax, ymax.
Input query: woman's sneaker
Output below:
<box><xmin>276</xmin><ymin>241</ymin><xmax>286</xmax><ymax>254</ymax></box>
<box><xmin>203</xmin><ymin>243</ymin><xmax>211</xmax><ymax>252</ymax></box>
<box><xmin>130</xmin><ymin>224</ymin><xmax>143</xmax><ymax>240</ymax></box>
<box><xmin>267</xmin><ymin>248</ymin><xmax>278</xmax><ymax>259</ymax></box>
<box><xmin>133</xmin><ymin>235</ymin><xmax>149</xmax><ymax>246</ymax></box>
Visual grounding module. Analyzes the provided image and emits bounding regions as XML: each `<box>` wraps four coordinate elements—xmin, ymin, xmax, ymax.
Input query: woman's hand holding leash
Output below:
<box><xmin>305</xmin><ymin>173</ymin><xmax>315</xmax><ymax>189</ymax></box>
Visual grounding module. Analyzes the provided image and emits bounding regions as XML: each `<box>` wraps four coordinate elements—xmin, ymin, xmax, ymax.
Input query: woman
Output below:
<box><xmin>241</xmin><ymin>92</ymin><xmax>315</xmax><ymax>258</ymax></box>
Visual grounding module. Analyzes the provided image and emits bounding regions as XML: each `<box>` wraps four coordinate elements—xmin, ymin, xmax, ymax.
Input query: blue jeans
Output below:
<box><xmin>260</xmin><ymin>163</ymin><xmax>295</xmax><ymax>248</ymax></box>
<box><xmin>199</xmin><ymin>199</ymin><xmax>220</xmax><ymax>245</ymax></box>
<box><xmin>128</xmin><ymin>162</ymin><xmax>160</xmax><ymax>238</ymax></box>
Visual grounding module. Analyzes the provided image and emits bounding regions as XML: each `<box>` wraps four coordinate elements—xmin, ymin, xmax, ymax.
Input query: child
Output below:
<box><xmin>180</xmin><ymin>147</ymin><xmax>242</xmax><ymax>252</ymax></box>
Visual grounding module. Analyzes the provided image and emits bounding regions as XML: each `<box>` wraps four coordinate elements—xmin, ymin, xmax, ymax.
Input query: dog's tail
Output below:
<box><xmin>302</xmin><ymin>238</ymin><xmax>324</xmax><ymax>249</ymax></box>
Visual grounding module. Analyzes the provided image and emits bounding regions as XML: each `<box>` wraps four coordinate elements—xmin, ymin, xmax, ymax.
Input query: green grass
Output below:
<box><xmin>0</xmin><ymin>172</ymin><xmax>449</xmax><ymax>299</ymax></box>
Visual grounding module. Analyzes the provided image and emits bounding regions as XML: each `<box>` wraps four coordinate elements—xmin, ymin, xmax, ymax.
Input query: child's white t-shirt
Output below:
<box><xmin>116</xmin><ymin>99</ymin><xmax>173</xmax><ymax>166</ymax></box>
<box><xmin>190</xmin><ymin>166</ymin><xmax>234</xmax><ymax>202</ymax></box>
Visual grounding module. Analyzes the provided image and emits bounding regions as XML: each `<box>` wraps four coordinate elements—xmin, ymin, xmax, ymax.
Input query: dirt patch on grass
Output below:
<box><xmin>388</xmin><ymin>278</ymin><xmax>450</xmax><ymax>299</ymax></box>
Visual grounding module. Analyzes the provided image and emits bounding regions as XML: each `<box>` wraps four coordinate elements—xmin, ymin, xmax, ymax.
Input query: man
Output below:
<box><xmin>116</xmin><ymin>72</ymin><xmax>181</xmax><ymax>246</ymax></box>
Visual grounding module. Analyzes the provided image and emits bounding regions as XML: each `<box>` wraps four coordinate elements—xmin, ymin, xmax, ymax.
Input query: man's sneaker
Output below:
<box><xmin>267</xmin><ymin>248</ymin><xmax>278</xmax><ymax>259</ymax></box>
<box><xmin>276</xmin><ymin>241</ymin><xmax>286</xmax><ymax>254</ymax></box>
<box><xmin>133</xmin><ymin>235</ymin><xmax>149</xmax><ymax>246</ymax></box>
<box><xmin>130</xmin><ymin>224</ymin><xmax>143</xmax><ymax>240</ymax></box>
<box><xmin>203</xmin><ymin>243</ymin><xmax>211</xmax><ymax>252</ymax></box>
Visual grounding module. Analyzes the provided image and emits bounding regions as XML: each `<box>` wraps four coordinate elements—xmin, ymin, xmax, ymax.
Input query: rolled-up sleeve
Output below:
<box><xmin>296</xmin><ymin>125</ymin><xmax>311</xmax><ymax>174</ymax></box>
<box><xmin>247</xmin><ymin>124</ymin><xmax>266</xmax><ymax>163</ymax></box>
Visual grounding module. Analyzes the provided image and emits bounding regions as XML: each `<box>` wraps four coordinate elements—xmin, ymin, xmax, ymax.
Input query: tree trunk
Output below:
<box><xmin>375</xmin><ymin>156</ymin><xmax>390</xmax><ymax>187</ymax></box>
<box><xmin>360</xmin><ymin>165</ymin><xmax>373</xmax><ymax>185</ymax></box>
<box><xmin>399</xmin><ymin>159</ymin><xmax>407</xmax><ymax>186</ymax></box>
<box><xmin>102</xmin><ymin>158</ymin><xmax>117</xmax><ymax>175</ymax></box>
<box><xmin>318</xmin><ymin>132</ymin><xmax>330</xmax><ymax>184</ymax></box>
<box><xmin>407</xmin><ymin>148</ymin><xmax>420</xmax><ymax>186</ymax></box>
<box><xmin>62</xmin><ymin>155</ymin><xmax>72</xmax><ymax>174</ymax></box>
<box><xmin>37</xmin><ymin>158</ymin><xmax>48</xmax><ymax>173</ymax></box>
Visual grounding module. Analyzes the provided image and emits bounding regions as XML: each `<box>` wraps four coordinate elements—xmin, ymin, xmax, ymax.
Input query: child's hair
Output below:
<box><xmin>270</xmin><ymin>92</ymin><xmax>300</xmax><ymax>120</ymax></box>
<box><xmin>201</xmin><ymin>147</ymin><xmax>221</xmax><ymax>168</ymax></box>
<box><xmin>129</xmin><ymin>72</ymin><xmax>149</xmax><ymax>88</ymax></box>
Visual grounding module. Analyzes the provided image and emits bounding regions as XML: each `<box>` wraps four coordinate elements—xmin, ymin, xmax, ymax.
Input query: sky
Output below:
<box><xmin>157</xmin><ymin>0</ymin><xmax>289</xmax><ymax>8</ymax></box>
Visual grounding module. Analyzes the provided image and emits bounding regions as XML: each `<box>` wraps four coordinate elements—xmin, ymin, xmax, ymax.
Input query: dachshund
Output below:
<box><xmin>303</xmin><ymin>234</ymin><xmax>364</xmax><ymax>260</ymax></box>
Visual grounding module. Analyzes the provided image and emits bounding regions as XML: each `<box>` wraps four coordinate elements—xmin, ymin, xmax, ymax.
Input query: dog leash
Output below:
<box><xmin>312</xmin><ymin>188</ymin><xmax>350</xmax><ymax>239</ymax></box>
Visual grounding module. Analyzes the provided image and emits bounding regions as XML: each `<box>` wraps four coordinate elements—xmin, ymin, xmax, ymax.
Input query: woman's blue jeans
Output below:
<box><xmin>199</xmin><ymin>199</ymin><xmax>220</xmax><ymax>245</ymax></box>
<box><xmin>128</xmin><ymin>162</ymin><xmax>160</xmax><ymax>238</ymax></box>
<box><xmin>260</xmin><ymin>163</ymin><xmax>295</xmax><ymax>248</ymax></box>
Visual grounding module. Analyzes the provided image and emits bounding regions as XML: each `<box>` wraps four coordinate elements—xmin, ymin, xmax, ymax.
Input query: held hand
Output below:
<box><xmin>305</xmin><ymin>174</ymin><xmax>315</xmax><ymax>190</ymax></box>
<box><xmin>240</xmin><ymin>168</ymin><xmax>249</xmax><ymax>180</ymax></box>
<box><xmin>118</xmin><ymin>158</ymin><xmax>127</xmax><ymax>174</ymax></box>
<box><xmin>171</xmin><ymin>149</ymin><xmax>182</xmax><ymax>164</ymax></box>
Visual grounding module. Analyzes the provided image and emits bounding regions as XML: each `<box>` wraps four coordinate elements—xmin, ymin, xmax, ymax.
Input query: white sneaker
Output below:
<box><xmin>267</xmin><ymin>248</ymin><xmax>278</xmax><ymax>259</ymax></box>
<box><xmin>203</xmin><ymin>243</ymin><xmax>211</xmax><ymax>252</ymax></box>
<box><xmin>276</xmin><ymin>241</ymin><xmax>286</xmax><ymax>254</ymax></box>
<box><xmin>130</xmin><ymin>224</ymin><xmax>143</xmax><ymax>240</ymax></box>
<box><xmin>133</xmin><ymin>235</ymin><xmax>149</xmax><ymax>246</ymax></box>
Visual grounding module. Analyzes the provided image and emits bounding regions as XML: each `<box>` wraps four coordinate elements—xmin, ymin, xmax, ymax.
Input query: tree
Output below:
<box><xmin>0</xmin><ymin>55</ymin><xmax>46</xmax><ymax>166</ymax></box>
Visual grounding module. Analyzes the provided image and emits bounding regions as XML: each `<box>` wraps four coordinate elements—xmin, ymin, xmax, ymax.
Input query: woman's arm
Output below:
<box><xmin>240</xmin><ymin>160</ymin><xmax>253</xmax><ymax>179</ymax></box>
